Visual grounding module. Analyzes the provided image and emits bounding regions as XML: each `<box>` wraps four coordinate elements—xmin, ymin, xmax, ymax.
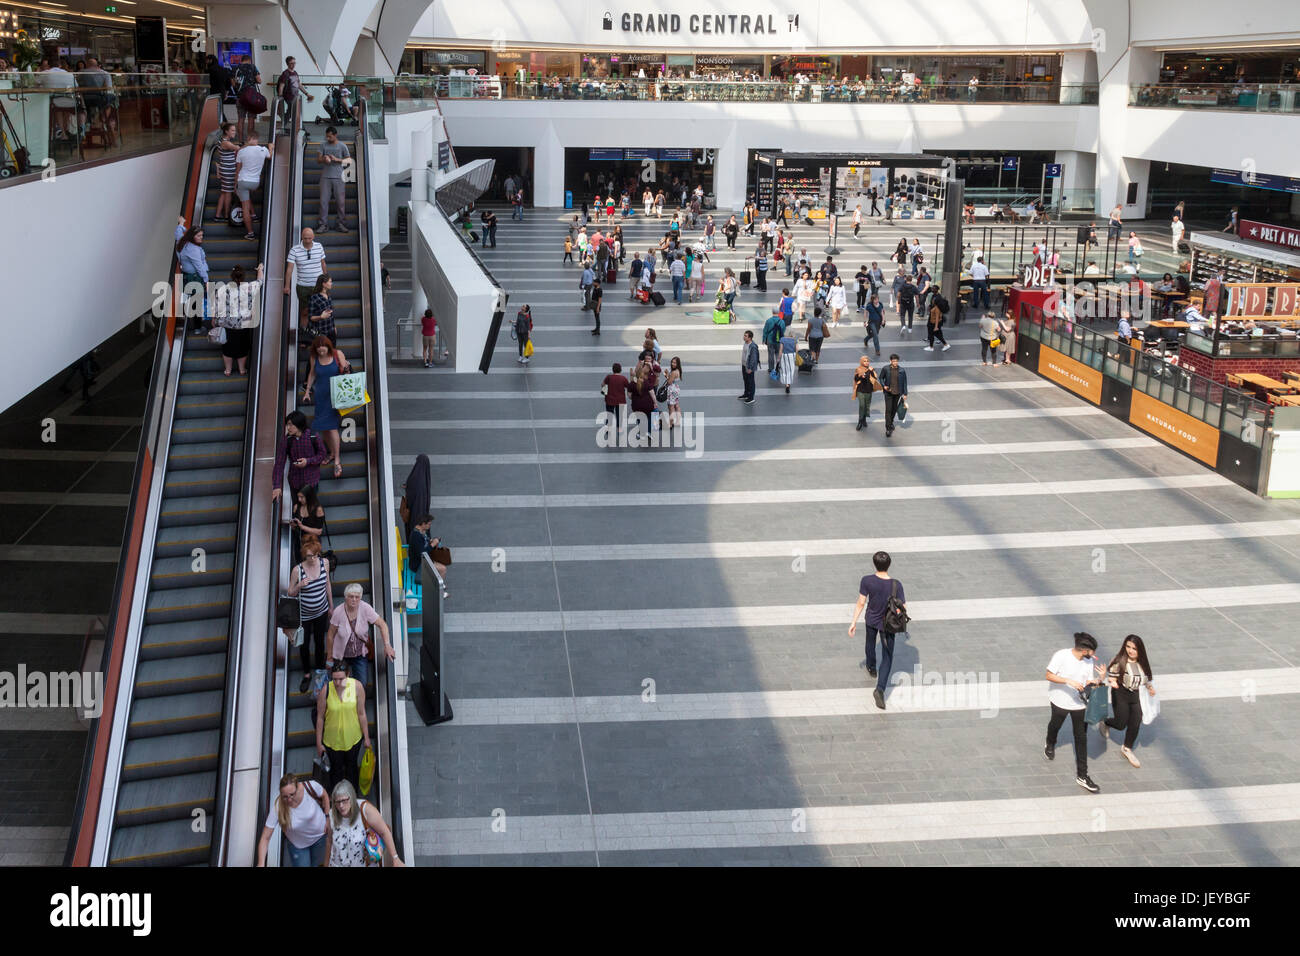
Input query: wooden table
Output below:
<box><xmin>1148</xmin><ymin>320</ymin><xmax>1190</xmax><ymax>329</ymax></box>
<box><xmin>1272</xmin><ymin>393</ymin><xmax>1300</xmax><ymax>407</ymax></box>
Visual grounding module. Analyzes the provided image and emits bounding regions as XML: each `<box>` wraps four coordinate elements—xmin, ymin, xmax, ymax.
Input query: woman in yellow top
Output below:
<box><xmin>315</xmin><ymin>660</ymin><xmax>369</xmax><ymax>794</ymax></box>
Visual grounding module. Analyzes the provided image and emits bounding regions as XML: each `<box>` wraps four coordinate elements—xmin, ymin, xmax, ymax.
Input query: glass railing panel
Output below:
<box><xmin>1129</xmin><ymin>82</ymin><xmax>1300</xmax><ymax>114</ymax></box>
<box><xmin>401</xmin><ymin>74</ymin><xmax>1096</xmax><ymax>107</ymax></box>
<box><xmin>0</xmin><ymin>72</ymin><xmax>202</xmax><ymax>179</ymax></box>
<box><xmin>299</xmin><ymin>76</ymin><xmax>385</xmax><ymax>140</ymax></box>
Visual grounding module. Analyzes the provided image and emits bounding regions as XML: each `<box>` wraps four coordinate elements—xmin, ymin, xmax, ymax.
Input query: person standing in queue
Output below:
<box><xmin>848</xmin><ymin>550</ymin><xmax>906</xmax><ymax>710</ymax></box>
<box><xmin>739</xmin><ymin>330</ymin><xmax>759</xmax><ymax>405</ymax></box>
<box><xmin>1098</xmin><ymin>634</ymin><xmax>1156</xmax><ymax>768</ymax></box>
<box><xmin>878</xmin><ymin>353</ymin><xmax>907</xmax><ymax>437</ymax></box>
<box><xmin>1045</xmin><ymin>632</ymin><xmax>1104</xmax><ymax>793</ymax></box>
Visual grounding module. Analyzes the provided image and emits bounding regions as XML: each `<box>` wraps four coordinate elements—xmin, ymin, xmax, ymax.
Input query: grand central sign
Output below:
<box><xmin>605</xmin><ymin>10</ymin><xmax>801</xmax><ymax>35</ymax></box>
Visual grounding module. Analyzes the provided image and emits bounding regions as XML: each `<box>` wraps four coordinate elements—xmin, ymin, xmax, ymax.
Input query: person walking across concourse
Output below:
<box><xmin>1045</xmin><ymin>632</ymin><xmax>1104</xmax><ymax>793</ymax></box>
<box><xmin>852</xmin><ymin>356</ymin><xmax>880</xmax><ymax>430</ymax></box>
<box><xmin>1098</xmin><ymin>634</ymin><xmax>1157</xmax><ymax>768</ymax></box>
<box><xmin>590</xmin><ymin>278</ymin><xmax>603</xmax><ymax>335</ymax></box>
<box><xmin>878</xmin><ymin>353</ymin><xmax>907</xmax><ymax>437</ymax></box>
<box><xmin>848</xmin><ymin>550</ymin><xmax>907</xmax><ymax>710</ymax></box>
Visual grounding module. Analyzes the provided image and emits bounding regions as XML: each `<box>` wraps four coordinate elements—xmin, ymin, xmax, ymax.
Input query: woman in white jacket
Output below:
<box><xmin>793</xmin><ymin>270</ymin><xmax>814</xmax><ymax>322</ymax></box>
<box><xmin>827</xmin><ymin>276</ymin><xmax>847</xmax><ymax>328</ymax></box>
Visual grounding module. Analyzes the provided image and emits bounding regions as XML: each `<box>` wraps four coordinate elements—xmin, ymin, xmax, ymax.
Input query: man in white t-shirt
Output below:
<box><xmin>1171</xmin><ymin>214</ymin><xmax>1185</xmax><ymax>253</ymax></box>
<box><xmin>234</xmin><ymin>130</ymin><xmax>271</xmax><ymax>240</ymax></box>
<box><xmin>1045</xmin><ymin>632</ymin><xmax>1103</xmax><ymax>793</ymax></box>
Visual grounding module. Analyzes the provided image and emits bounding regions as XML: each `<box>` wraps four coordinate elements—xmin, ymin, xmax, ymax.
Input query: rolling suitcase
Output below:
<box><xmin>796</xmin><ymin>348</ymin><xmax>814</xmax><ymax>373</ymax></box>
<box><xmin>650</xmin><ymin>290</ymin><xmax>666</xmax><ymax>306</ymax></box>
<box><xmin>740</xmin><ymin>258</ymin><xmax>753</xmax><ymax>287</ymax></box>
<box><xmin>635</xmin><ymin>287</ymin><xmax>651</xmax><ymax>303</ymax></box>
<box><xmin>606</xmin><ymin>265</ymin><xmax>617</xmax><ymax>284</ymax></box>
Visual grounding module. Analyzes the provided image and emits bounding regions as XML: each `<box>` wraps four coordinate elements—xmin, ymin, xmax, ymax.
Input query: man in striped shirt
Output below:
<box><xmin>285</xmin><ymin>227</ymin><xmax>327</xmax><ymax>329</ymax></box>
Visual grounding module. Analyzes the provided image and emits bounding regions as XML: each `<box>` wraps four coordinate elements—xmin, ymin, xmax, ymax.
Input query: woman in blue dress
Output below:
<box><xmin>302</xmin><ymin>335</ymin><xmax>351</xmax><ymax>478</ymax></box>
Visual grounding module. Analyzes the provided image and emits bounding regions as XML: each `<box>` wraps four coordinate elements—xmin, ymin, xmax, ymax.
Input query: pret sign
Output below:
<box><xmin>1239</xmin><ymin>219</ymin><xmax>1300</xmax><ymax>251</ymax></box>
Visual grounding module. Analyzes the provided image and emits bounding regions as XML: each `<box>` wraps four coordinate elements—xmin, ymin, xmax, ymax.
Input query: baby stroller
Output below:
<box><xmin>0</xmin><ymin>100</ymin><xmax>31</xmax><ymax>178</ymax></box>
<box><xmin>318</xmin><ymin>85</ymin><xmax>356</xmax><ymax>125</ymax></box>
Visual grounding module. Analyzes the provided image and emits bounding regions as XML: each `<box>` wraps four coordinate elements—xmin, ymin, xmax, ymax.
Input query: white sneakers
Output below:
<box><xmin>942</xmin><ymin>343</ymin><xmax>951</xmax><ymax>351</ymax></box>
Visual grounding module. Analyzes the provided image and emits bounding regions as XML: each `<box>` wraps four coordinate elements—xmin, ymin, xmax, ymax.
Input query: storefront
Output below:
<box><xmin>1160</xmin><ymin>49</ymin><xmax>1300</xmax><ymax>85</ymax></box>
<box><xmin>752</xmin><ymin>151</ymin><xmax>949</xmax><ymax>219</ymax></box>
<box><xmin>564</xmin><ymin>147</ymin><xmax>715</xmax><ymax>207</ymax></box>
<box><xmin>0</xmin><ymin>8</ymin><xmax>197</xmax><ymax>71</ymax></box>
<box><xmin>400</xmin><ymin>48</ymin><xmax>488</xmax><ymax>76</ymax></box>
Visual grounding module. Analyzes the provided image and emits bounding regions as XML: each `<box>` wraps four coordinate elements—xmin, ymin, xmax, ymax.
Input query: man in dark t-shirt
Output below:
<box><xmin>848</xmin><ymin>550</ymin><xmax>907</xmax><ymax>710</ymax></box>
<box><xmin>602</xmin><ymin>362</ymin><xmax>629</xmax><ymax>434</ymax></box>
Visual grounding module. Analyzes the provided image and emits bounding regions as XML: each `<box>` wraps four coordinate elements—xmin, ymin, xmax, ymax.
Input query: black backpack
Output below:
<box><xmin>883</xmin><ymin>580</ymin><xmax>910</xmax><ymax>633</ymax></box>
<box><xmin>935</xmin><ymin>293</ymin><xmax>949</xmax><ymax>315</ymax></box>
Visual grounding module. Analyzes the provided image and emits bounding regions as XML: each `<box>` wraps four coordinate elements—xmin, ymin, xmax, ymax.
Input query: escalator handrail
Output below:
<box><xmin>210</xmin><ymin>103</ymin><xmax>285</xmax><ymax>866</ymax></box>
<box><xmin>356</xmin><ymin>99</ymin><xmax>409</xmax><ymax>862</ymax></box>
<box><xmin>258</xmin><ymin>96</ymin><xmax>305</xmax><ymax>867</ymax></box>
<box><xmin>65</xmin><ymin>94</ymin><xmax>225</xmax><ymax>866</ymax></box>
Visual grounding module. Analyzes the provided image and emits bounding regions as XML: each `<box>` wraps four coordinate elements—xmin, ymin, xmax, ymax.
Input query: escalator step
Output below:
<box><xmin>144</xmin><ymin>582</ymin><xmax>232</xmax><ymax>625</ymax></box>
<box><xmin>127</xmin><ymin>690</ymin><xmax>224</xmax><ymax>738</ymax></box>
<box><xmin>155</xmin><ymin>522</ymin><xmax>238</xmax><ymax>557</ymax></box>
<box><xmin>108</xmin><ymin>818</ymin><xmax>210</xmax><ymax>867</ymax></box>
<box><xmin>140</xmin><ymin>618</ymin><xmax>229</xmax><ymax>661</ymax></box>
<box><xmin>121</xmin><ymin>729</ymin><xmax>219</xmax><ymax>781</ymax></box>
<box><xmin>172</xmin><ymin>416</ymin><xmax>246</xmax><ymax>445</ymax></box>
<box><xmin>149</xmin><ymin>552</ymin><xmax>235</xmax><ymax>591</ymax></box>
<box><xmin>159</xmin><ymin>493</ymin><xmax>239</xmax><ymax>527</ymax></box>
<box><xmin>134</xmin><ymin>653</ymin><xmax>226</xmax><ymax>699</ymax></box>
<box><xmin>163</xmin><ymin>467</ymin><xmax>241</xmax><ymax>499</ymax></box>
<box><xmin>115</xmin><ymin>771</ymin><xmax>216</xmax><ymax>827</ymax></box>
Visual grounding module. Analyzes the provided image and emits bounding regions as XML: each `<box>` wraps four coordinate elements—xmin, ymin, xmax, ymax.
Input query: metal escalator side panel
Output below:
<box><xmin>211</xmin><ymin>103</ymin><xmax>293</xmax><ymax>867</ymax></box>
<box><xmin>67</xmin><ymin>94</ymin><xmax>226</xmax><ymax>867</ymax></box>
<box><xmin>355</xmin><ymin>100</ymin><xmax>412</xmax><ymax>864</ymax></box>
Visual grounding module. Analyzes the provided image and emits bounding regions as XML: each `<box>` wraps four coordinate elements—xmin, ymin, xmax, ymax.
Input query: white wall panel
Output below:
<box><xmin>0</xmin><ymin>147</ymin><xmax>189</xmax><ymax>413</ymax></box>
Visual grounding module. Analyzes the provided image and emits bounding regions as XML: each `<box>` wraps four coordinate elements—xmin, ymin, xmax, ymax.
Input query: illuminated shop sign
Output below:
<box><xmin>606</xmin><ymin>11</ymin><xmax>800</xmax><ymax>35</ymax></box>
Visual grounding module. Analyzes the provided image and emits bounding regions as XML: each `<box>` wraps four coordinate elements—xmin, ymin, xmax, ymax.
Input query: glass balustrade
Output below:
<box><xmin>1129</xmin><ymin>82</ymin><xmax>1300</xmax><ymax>114</ymax></box>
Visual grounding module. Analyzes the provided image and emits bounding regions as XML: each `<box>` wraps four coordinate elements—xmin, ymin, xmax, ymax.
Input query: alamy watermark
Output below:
<box><xmin>596</xmin><ymin>411</ymin><xmax>704</xmax><ymax>456</ymax></box>
<box><xmin>0</xmin><ymin>665</ymin><xmax>103</xmax><ymax>719</ymax></box>
<box><xmin>887</xmin><ymin>666</ymin><xmax>1000</xmax><ymax>717</ymax></box>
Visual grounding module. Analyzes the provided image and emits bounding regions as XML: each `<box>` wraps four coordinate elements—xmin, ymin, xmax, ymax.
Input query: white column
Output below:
<box><xmin>532</xmin><ymin>125</ymin><xmax>565</xmax><ymax>207</ymax></box>
<box><xmin>1095</xmin><ymin>46</ymin><xmax>1159</xmax><ymax>221</ymax></box>
<box><xmin>410</xmin><ymin>130</ymin><xmax>430</xmax><ymax>331</ymax></box>
<box><xmin>713</xmin><ymin>123</ymin><xmax>745</xmax><ymax>211</ymax></box>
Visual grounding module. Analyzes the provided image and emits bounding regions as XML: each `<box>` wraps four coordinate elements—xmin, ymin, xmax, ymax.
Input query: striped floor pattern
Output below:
<box><xmin>385</xmin><ymin>207</ymin><xmax>1300</xmax><ymax>867</ymax></box>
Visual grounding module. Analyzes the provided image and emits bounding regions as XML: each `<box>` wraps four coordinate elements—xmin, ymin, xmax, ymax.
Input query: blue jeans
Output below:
<box><xmin>785</xmin><ymin>257</ymin><xmax>793</xmax><ymax>276</ymax></box>
<box><xmin>970</xmin><ymin>280</ymin><xmax>989</xmax><ymax>309</ymax></box>
<box><xmin>346</xmin><ymin>655</ymin><xmax>372</xmax><ymax>689</ymax></box>
<box><xmin>863</xmin><ymin>625</ymin><xmax>895</xmax><ymax>693</ymax></box>
<box><xmin>672</xmin><ymin>276</ymin><xmax>683</xmax><ymax>302</ymax></box>
<box><xmin>865</xmin><ymin>322</ymin><xmax>881</xmax><ymax>354</ymax></box>
<box><xmin>284</xmin><ymin>833</ymin><xmax>327</xmax><ymax>867</ymax></box>
<box><xmin>182</xmin><ymin>271</ymin><xmax>208</xmax><ymax>325</ymax></box>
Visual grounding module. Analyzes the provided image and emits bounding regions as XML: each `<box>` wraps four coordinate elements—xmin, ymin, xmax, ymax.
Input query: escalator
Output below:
<box><xmin>268</xmin><ymin>106</ymin><xmax>407</xmax><ymax>862</ymax></box>
<box><xmin>66</xmin><ymin>97</ymin><xmax>286</xmax><ymax>866</ymax></box>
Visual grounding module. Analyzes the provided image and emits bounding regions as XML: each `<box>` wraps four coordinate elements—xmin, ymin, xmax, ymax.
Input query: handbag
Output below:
<box><xmin>896</xmin><ymin>398</ymin><xmax>908</xmax><ymax>422</ymax></box>
<box><xmin>358</xmin><ymin>746</ymin><xmax>375</xmax><ymax>796</ymax></box>
<box><xmin>329</xmin><ymin>370</ymin><xmax>368</xmax><ymax>412</ymax></box>
<box><xmin>291</xmin><ymin>626</ymin><xmax>305</xmax><ymax>648</ymax></box>
<box><xmin>209</xmin><ymin>325</ymin><xmax>227</xmax><ymax>345</ymax></box>
<box><xmin>882</xmin><ymin>579</ymin><xmax>910</xmax><ymax>633</ymax></box>
<box><xmin>1139</xmin><ymin>687</ymin><xmax>1160</xmax><ymax>725</ymax></box>
<box><xmin>989</xmin><ymin>336</ymin><xmax>1002</xmax><ymax>349</ymax></box>
<box><xmin>320</xmin><ymin>519</ymin><xmax>338</xmax><ymax>575</ymax></box>
<box><xmin>311</xmin><ymin>750</ymin><xmax>331</xmax><ymax>788</ymax></box>
<box><xmin>523</xmin><ymin>338</ymin><xmax>535</xmax><ymax>358</ymax></box>
<box><xmin>431</xmin><ymin>545</ymin><xmax>452</xmax><ymax>566</ymax></box>
<box><xmin>655</xmin><ymin>382</ymin><xmax>670</xmax><ymax>402</ymax></box>
<box><xmin>276</xmin><ymin>594</ymin><xmax>300</xmax><ymax>628</ymax></box>
<box><xmin>1084</xmin><ymin>684</ymin><xmax>1111</xmax><ymax>725</ymax></box>
<box><xmin>601</xmin><ymin>383</ymin><xmax>609</xmax><ymax>397</ymax></box>
<box><xmin>238</xmin><ymin>83</ymin><xmax>268</xmax><ymax>116</ymax></box>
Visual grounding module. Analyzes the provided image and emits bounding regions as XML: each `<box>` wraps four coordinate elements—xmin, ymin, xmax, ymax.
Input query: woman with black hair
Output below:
<box><xmin>400</xmin><ymin>453</ymin><xmax>430</xmax><ymax>544</ymax></box>
<box><xmin>893</xmin><ymin>238</ymin><xmax>909</xmax><ymax>270</ymax></box>
<box><xmin>271</xmin><ymin>410</ymin><xmax>328</xmax><ymax>502</ymax></box>
<box><xmin>1099</xmin><ymin>634</ymin><xmax>1156</xmax><ymax>767</ymax></box>
<box><xmin>291</xmin><ymin>484</ymin><xmax>327</xmax><ymax>563</ymax></box>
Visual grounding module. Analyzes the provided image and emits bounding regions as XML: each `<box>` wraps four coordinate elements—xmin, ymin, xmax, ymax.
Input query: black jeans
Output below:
<box><xmin>927</xmin><ymin>322</ymin><xmax>947</xmax><ymax>347</ymax></box>
<box><xmin>592</xmin><ymin>306</ymin><xmax>601</xmax><ymax>331</ymax></box>
<box><xmin>326</xmin><ymin>739</ymin><xmax>363</xmax><ymax>793</ymax></box>
<box><xmin>863</xmin><ymin>626</ymin><xmax>894</xmax><ymax>694</ymax></box>
<box><xmin>980</xmin><ymin>337</ymin><xmax>995</xmax><ymax>362</ymax></box>
<box><xmin>1047</xmin><ymin>703</ymin><xmax>1089</xmax><ymax>777</ymax></box>
<box><xmin>726</xmin><ymin>233</ymin><xmax>737</xmax><ymax>249</ymax></box>
<box><xmin>756</xmin><ymin>269</ymin><xmax>767</xmax><ymax>292</ymax></box>
<box><xmin>741</xmin><ymin>368</ymin><xmax>756</xmax><ymax>400</ymax></box>
<box><xmin>766</xmin><ymin>343</ymin><xmax>779</xmax><ymax>372</ymax></box>
<box><xmin>899</xmin><ymin>300</ymin><xmax>914</xmax><ymax>328</ymax></box>
<box><xmin>857</xmin><ymin>287</ymin><xmax>867</xmax><ymax>309</ymax></box>
<box><xmin>884</xmin><ymin>391</ymin><xmax>902</xmax><ymax>432</ymax></box>
<box><xmin>1104</xmin><ymin>686</ymin><xmax>1143</xmax><ymax>748</ymax></box>
<box><xmin>299</xmin><ymin>611</ymin><xmax>329</xmax><ymax>674</ymax></box>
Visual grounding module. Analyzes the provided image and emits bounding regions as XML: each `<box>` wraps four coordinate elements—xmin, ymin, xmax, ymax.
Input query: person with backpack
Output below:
<box><xmin>924</xmin><ymin>289</ymin><xmax>951</xmax><ymax>352</ymax></box>
<box><xmin>896</xmin><ymin>273</ymin><xmax>919</xmax><ymax>333</ymax></box>
<box><xmin>848</xmin><ymin>550</ymin><xmax>908</xmax><ymax>710</ymax></box>
<box><xmin>878</xmin><ymin>353</ymin><xmax>908</xmax><ymax>437</ymax></box>
<box><xmin>271</xmin><ymin>410</ymin><xmax>328</xmax><ymax>504</ymax></box>
<box><xmin>762</xmin><ymin>308</ymin><xmax>785</xmax><ymax>376</ymax></box>
<box><xmin>805</xmin><ymin>308</ymin><xmax>829</xmax><ymax>365</ymax></box>
<box><xmin>275</xmin><ymin>56</ymin><xmax>313</xmax><ymax>126</ymax></box>
<box><xmin>232</xmin><ymin>54</ymin><xmax>263</xmax><ymax>144</ymax></box>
